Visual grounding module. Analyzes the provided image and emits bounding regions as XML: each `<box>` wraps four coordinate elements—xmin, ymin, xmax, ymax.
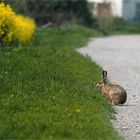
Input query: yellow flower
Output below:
<box><xmin>14</xmin><ymin>15</ymin><xmax>36</xmax><ymax>43</ymax></box>
<box><xmin>75</xmin><ymin>109</ymin><xmax>80</xmax><ymax>113</ymax></box>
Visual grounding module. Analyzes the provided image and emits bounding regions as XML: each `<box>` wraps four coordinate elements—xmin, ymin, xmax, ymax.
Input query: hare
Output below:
<box><xmin>96</xmin><ymin>71</ymin><xmax>127</xmax><ymax>105</ymax></box>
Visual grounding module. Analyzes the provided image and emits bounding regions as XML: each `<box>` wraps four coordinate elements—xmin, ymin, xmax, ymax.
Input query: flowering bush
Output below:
<box><xmin>14</xmin><ymin>15</ymin><xmax>36</xmax><ymax>44</ymax></box>
<box><xmin>0</xmin><ymin>3</ymin><xmax>36</xmax><ymax>46</ymax></box>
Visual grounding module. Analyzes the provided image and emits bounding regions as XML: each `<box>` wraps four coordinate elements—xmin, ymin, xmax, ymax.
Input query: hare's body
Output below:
<box><xmin>96</xmin><ymin>70</ymin><xmax>127</xmax><ymax>105</ymax></box>
<box><xmin>101</xmin><ymin>83</ymin><xmax>127</xmax><ymax>105</ymax></box>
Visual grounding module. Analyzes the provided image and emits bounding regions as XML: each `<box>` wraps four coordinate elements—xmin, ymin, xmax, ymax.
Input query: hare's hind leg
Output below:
<box><xmin>109</xmin><ymin>95</ymin><xmax>118</xmax><ymax>105</ymax></box>
<box><xmin>111</xmin><ymin>100</ymin><xmax>116</xmax><ymax>105</ymax></box>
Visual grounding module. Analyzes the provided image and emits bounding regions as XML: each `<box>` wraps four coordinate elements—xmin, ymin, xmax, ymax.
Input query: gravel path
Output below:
<box><xmin>77</xmin><ymin>35</ymin><xmax>140</xmax><ymax>140</ymax></box>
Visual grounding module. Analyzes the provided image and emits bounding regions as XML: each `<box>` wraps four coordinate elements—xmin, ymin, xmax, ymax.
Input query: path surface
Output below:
<box><xmin>77</xmin><ymin>35</ymin><xmax>140</xmax><ymax>140</ymax></box>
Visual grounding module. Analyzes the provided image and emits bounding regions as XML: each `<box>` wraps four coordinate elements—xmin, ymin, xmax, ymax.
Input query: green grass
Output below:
<box><xmin>34</xmin><ymin>25</ymin><xmax>102</xmax><ymax>48</ymax></box>
<box><xmin>95</xmin><ymin>17</ymin><xmax>140</xmax><ymax>35</ymax></box>
<box><xmin>0</xmin><ymin>26</ymin><xmax>121</xmax><ymax>139</ymax></box>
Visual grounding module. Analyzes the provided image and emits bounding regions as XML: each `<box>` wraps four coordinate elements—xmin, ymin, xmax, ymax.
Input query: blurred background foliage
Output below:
<box><xmin>3</xmin><ymin>0</ymin><xmax>95</xmax><ymax>27</ymax></box>
<box><xmin>1</xmin><ymin>0</ymin><xmax>140</xmax><ymax>36</ymax></box>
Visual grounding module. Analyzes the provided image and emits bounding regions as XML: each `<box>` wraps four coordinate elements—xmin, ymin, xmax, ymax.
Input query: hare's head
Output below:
<box><xmin>96</xmin><ymin>80</ymin><xmax>106</xmax><ymax>89</ymax></box>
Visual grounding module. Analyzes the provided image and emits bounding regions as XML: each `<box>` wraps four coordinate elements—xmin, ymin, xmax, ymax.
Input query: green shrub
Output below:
<box><xmin>95</xmin><ymin>17</ymin><xmax>140</xmax><ymax>35</ymax></box>
<box><xmin>95</xmin><ymin>17</ymin><xmax>126</xmax><ymax>35</ymax></box>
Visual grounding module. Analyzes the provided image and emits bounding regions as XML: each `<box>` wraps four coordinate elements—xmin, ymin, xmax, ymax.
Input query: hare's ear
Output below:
<box><xmin>102</xmin><ymin>70</ymin><xmax>107</xmax><ymax>81</ymax></box>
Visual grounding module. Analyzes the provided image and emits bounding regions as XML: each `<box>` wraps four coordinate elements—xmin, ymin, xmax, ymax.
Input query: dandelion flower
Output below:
<box><xmin>75</xmin><ymin>109</ymin><xmax>80</xmax><ymax>113</ymax></box>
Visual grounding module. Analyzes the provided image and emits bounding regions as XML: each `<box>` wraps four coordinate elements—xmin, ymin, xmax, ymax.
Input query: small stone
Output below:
<box><xmin>122</xmin><ymin>126</ymin><xmax>128</xmax><ymax>130</ymax></box>
<box><xmin>136</xmin><ymin>132</ymin><xmax>140</xmax><ymax>135</ymax></box>
<box><xmin>133</xmin><ymin>95</ymin><xmax>136</xmax><ymax>97</ymax></box>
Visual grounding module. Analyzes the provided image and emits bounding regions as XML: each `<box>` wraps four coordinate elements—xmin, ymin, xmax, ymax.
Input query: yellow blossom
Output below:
<box><xmin>75</xmin><ymin>109</ymin><xmax>80</xmax><ymax>113</ymax></box>
<box><xmin>14</xmin><ymin>15</ymin><xmax>36</xmax><ymax>43</ymax></box>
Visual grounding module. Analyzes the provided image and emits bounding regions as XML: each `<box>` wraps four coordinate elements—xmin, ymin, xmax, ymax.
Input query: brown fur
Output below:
<box><xmin>96</xmin><ymin>81</ymin><xmax>127</xmax><ymax>105</ymax></box>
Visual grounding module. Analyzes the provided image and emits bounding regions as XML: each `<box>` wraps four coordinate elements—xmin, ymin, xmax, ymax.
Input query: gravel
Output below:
<box><xmin>77</xmin><ymin>35</ymin><xmax>140</xmax><ymax>140</ymax></box>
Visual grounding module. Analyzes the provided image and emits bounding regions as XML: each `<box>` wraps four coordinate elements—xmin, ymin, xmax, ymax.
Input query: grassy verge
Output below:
<box><xmin>96</xmin><ymin>17</ymin><xmax>140</xmax><ymax>35</ymax></box>
<box><xmin>34</xmin><ymin>26</ymin><xmax>102</xmax><ymax>48</ymax></box>
<box><xmin>0</xmin><ymin>26</ymin><xmax>121</xmax><ymax>139</ymax></box>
